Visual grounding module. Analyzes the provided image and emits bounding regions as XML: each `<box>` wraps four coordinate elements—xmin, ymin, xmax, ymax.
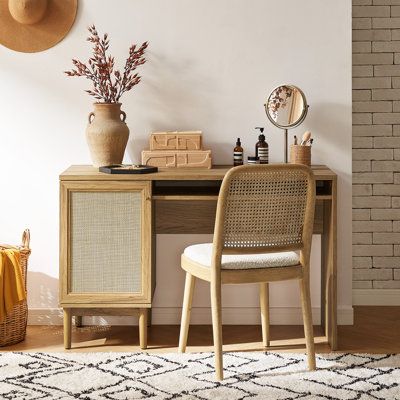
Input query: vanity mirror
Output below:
<box><xmin>264</xmin><ymin>85</ymin><xmax>308</xmax><ymax>162</ymax></box>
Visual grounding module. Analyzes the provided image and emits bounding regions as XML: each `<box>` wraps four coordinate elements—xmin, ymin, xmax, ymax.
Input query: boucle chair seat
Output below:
<box><xmin>183</xmin><ymin>243</ymin><xmax>299</xmax><ymax>269</ymax></box>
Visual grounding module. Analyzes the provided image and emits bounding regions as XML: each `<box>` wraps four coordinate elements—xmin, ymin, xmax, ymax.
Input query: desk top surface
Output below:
<box><xmin>60</xmin><ymin>165</ymin><xmax>336</xmax><ymax>181</ymax></box>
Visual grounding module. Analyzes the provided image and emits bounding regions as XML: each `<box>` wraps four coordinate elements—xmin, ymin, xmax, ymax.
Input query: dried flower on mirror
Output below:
<box><xmin>65</xmin><ymin>25</ymin><xmax>148</xmax><ymax>103</ymax></box>
<box><xmin>268</xmin><ymin>86</ymin><xmax>293</xmax><ymax>119</ymax></box>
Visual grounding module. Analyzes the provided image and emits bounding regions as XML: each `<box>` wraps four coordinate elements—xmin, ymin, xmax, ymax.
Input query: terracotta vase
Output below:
<box><xmin>86</xmin><ymin>103</ymin><xmax>130</xmax><ymax>167</ymax></box>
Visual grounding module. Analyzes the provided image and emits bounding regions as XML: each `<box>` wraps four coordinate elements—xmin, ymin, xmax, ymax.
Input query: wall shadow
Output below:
<box><xmin>27</xmin><ymin>271</ymin><xmax>59</xmax><ymax>309</ymax></box>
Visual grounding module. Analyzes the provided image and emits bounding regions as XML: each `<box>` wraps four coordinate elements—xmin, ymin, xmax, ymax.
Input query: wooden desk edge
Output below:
<box><xmin>60</xmin><ymin>164</ymin><xmax>337</xmax><ymax>181</ymax></box>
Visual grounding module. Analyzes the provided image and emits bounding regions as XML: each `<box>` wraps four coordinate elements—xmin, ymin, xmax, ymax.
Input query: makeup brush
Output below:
<box><xmin>300</xmin><ymin>131</ymin><xmax>311</xmax><ymax>145</ymax></box>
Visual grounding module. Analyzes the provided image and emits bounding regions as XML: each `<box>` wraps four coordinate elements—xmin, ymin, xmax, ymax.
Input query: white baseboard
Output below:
<box><xmin>353</xmin><ymin>289</ymin><xmax>400</xmax><ymax>306</ymax></box>
<box><xmin>27</xmin><ymin>306</ymin><xmax>353</xmax><ymax>326</ymax></box>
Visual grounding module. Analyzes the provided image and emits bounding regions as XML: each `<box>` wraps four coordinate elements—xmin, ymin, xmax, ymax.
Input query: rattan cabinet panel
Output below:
<box><xmin>60</xmin><ymin>180</ymin><xmax>153</xmax><ymax>306</ymax></box>
<box><xmin>70</xmin><ymin>191</ymin><xmax>142</xmax><ymax>294</ymax></box>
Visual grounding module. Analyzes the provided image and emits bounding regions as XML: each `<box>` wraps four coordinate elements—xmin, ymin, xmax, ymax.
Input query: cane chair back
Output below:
<box><xmin>213</xmin><ymin>164</ymin><xmax>315</xmax><ymax>258</ymax></box>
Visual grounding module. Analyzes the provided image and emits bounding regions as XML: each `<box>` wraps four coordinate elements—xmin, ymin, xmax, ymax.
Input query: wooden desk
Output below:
<box><xmin>60</xmin><ymin>164</ymin><xmax>337</xmax><ymax>350</ymax></box>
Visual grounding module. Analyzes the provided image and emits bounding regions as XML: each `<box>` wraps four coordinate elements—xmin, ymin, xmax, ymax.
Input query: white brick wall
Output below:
<box><xmin>353</xmin><ymin>0</ymin><xmax>400</xmax><ymax>293</ymax></box>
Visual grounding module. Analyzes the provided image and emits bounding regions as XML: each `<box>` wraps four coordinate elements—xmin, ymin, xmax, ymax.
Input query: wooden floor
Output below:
<box><xmin>3</xmin><ymin>306</ymin><xmax>400</xmax><ymax>353</ymax></box>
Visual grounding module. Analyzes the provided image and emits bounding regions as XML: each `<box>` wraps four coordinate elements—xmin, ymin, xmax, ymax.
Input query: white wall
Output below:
<box><xmin>0</xmin><ymin>0</ymin><xmax>352</xmax><ymax>325</ymax></box>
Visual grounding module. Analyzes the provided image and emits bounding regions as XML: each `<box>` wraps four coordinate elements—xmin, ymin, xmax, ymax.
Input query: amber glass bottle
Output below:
<box><xmin>255</xmin><ymin>127</ymin><xmax>269</xmax><ymax>164</ymax></box>
<box><xmin>233</xmin><ymin>138</ymin><xmax>244</xmax><ymax>166</ymax></box>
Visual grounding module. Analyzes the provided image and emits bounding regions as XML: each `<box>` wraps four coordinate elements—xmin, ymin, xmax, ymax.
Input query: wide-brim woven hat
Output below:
<box><xmin>0</xmin><ymin>0</ymin><xmax>77</xmax><ymax>53</ymax></box>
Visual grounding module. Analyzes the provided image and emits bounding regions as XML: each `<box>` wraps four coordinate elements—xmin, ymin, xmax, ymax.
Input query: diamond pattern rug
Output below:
<box><xmin>0</xmin><ymin>352</ymin><xmax>399</xmax><ymax>399</ymax></box>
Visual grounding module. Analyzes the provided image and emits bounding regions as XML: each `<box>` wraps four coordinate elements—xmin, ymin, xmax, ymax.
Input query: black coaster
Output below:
<box><xmin>99</xmin><ymin>165</ymin><xmax>159</xmax><ymax>174</ymax></box>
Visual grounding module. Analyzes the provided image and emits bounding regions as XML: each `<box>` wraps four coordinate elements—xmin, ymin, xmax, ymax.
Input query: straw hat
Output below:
<box><xmin>0</xmin><ymin>0</ymin><xmax>78</xmax><ymax>53</ymax></box>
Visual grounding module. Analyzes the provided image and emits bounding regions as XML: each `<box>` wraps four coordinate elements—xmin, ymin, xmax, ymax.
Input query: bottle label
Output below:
<box><xmin>234</xmin><ymin>151</ymin><xmax>243</xmax><ymax>165</ymax></box>
<box><xmin>258</xmin><ymin>148</ymin><xmax>269</xmax><ymax>164</ymax></box>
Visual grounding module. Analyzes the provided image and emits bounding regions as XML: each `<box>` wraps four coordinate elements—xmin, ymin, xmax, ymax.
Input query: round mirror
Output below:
<box><xmin>265</xmin><ymin>85</ymin><xmax>308</xmax><ymax>129</ymax></box>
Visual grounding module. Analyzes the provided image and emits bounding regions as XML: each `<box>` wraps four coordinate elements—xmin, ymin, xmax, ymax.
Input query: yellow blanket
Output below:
<box><xmin>0</xmin><ymin>248</ymin><xmax>26</xmax><ymax>323</ymax></box>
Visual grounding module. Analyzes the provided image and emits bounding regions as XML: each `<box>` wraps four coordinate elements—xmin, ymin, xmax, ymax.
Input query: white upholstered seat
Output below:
<box><xmin>183</xmin><ymin>243</ymin><xmax>299</xmax><ymax>270</ymax></box>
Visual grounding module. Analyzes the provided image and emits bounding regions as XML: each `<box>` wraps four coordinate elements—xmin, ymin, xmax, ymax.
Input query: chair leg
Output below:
<box><xmin>259</xmin><ymin>282</ymin><xmax>270</xmax><ymax>347</ymax></box>
<box><xmin>299</xmin><ymin>277</ymin><xmax>316</xmax><ymax>370</ymax></box>
<box><xmin>178</xmin><ymin>272</ymin><xmax>196</xmax><ymax>353</ymax></box>
<box><xmin>211</xmin><ymin>278</ymin><xmax>223</xmax><ymax>381</ymax></box>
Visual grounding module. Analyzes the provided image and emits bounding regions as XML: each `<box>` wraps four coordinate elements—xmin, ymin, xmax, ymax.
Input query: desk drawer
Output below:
<box><xmin>155</xmin><ymin>200</ymin><xmax>217</xmax><ymax>234</ymax></box>
<box><xmin>155</xmin><ymin>199</ymin><xmax>324</xmax><ymax>235</ymax></box>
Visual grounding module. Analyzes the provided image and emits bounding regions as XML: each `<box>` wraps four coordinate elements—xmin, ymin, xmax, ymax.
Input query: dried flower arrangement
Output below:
<box><xmin>65</xmin><ymin>25</ymin><xmax>148</xmax><ymax>103</ymax></box>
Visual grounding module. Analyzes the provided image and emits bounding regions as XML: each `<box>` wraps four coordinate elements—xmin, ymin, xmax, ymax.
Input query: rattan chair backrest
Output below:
<box><xmin>213</xmin><ymin>164</ymin><xmax>315</xmax><ymax>255</ymax></box>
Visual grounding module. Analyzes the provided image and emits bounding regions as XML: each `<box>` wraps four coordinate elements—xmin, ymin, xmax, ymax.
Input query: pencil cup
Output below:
<box><xmin>290</xmin><ymin>145</ymin><xmax>311</xmax><ymax>166</ymax></box>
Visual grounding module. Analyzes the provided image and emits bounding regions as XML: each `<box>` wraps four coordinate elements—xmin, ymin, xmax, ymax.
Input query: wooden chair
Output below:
<box><xmin>178</xmin><ymin>164</ymin><xmax>316</xmax><ymax>380</ymax></box>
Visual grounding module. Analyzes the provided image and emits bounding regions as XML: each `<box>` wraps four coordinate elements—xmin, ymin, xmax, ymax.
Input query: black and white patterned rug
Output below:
<box><xmin>0</xmin><ymin>352</ymin><xmax>399</xmax><ymax>399</ymax></box>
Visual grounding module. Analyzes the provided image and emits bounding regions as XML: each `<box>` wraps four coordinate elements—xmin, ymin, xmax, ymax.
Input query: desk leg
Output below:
<box><xmin>321</xmin><ymin>181</ymin><xmax>338</xmax><ymax>350</ymax></box>
<box><xmin>139</xmin><ymin>308</ymin><xmax>148</xmax><ymax>350</ymax></box>
<box><xmin>63</xmin><ymin>308</ymin><xmax>72</xmax><ymax>349</ymax></box>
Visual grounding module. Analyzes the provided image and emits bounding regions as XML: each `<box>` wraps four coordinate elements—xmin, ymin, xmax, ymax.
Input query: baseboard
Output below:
<box><xmin>27</xmin><ymin>306</ymin><xmax>353</xmax><ymax>326</ymax></box>
<box><xmin>353</xmin><ymin>289</ymin><xmax>400</xmax><ymax>306</ymax></box>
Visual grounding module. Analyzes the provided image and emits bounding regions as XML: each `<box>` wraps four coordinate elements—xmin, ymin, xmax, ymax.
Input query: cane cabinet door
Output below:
<box><xmin>60</xmin><ymin>181</ymin><xmax>152</xmax><ymax>305</ymax></box>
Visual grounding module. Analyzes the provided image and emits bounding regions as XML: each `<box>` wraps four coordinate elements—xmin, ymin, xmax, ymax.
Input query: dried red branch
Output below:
<box><xmin>64</xmin><ymin>25</ymin><xmax>148</xmax><ymax>103</ymax></box>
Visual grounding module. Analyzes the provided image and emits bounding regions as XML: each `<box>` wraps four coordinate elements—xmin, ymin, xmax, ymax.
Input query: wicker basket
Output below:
<box><xmin>0</xmin><ymin>230</ymin><xmax>30</xmax><ymax>347</ymax></box>
<box><xmin>290</xmin><ymin>145</ymin><xmax>311</xmax><ymax>166</ymax></box>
